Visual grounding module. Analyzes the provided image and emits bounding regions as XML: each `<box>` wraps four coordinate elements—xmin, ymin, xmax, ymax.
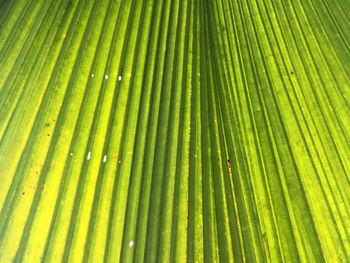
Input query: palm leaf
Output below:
<box><xmin>0</xmin><ymin>0</ymin><xmax>349</xmax><ymax>261</ymax></box>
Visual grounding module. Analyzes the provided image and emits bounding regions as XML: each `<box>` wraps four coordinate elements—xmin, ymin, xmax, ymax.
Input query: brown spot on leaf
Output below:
<box><xmin>227</xmin><ymin>159</ymin><xmax>232</xmax><ymax>176</ymax></box>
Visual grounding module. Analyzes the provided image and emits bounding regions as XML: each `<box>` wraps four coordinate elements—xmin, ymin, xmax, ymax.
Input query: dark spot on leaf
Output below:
<box><xmin>227</xmin><ymin>158</ymin><xmax>232</xmax><ymax>175</ymax></box>
<box><xmin>290</xmin><ymin>71</ymin><xmax>294</xmax><ymax>75</ymax></box>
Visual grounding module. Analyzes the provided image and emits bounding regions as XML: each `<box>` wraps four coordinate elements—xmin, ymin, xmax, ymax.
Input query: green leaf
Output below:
<box><xmin>0</xmin><ymin>0</ymin><xmax>349</xmax><ymax>262</ymax></box>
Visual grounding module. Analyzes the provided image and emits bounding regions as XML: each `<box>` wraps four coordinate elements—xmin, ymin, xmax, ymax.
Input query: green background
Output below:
<box><xmin>0</xmin><ymin>0</ymin><xmax>349</xmax><ymax>261</ymax></box>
